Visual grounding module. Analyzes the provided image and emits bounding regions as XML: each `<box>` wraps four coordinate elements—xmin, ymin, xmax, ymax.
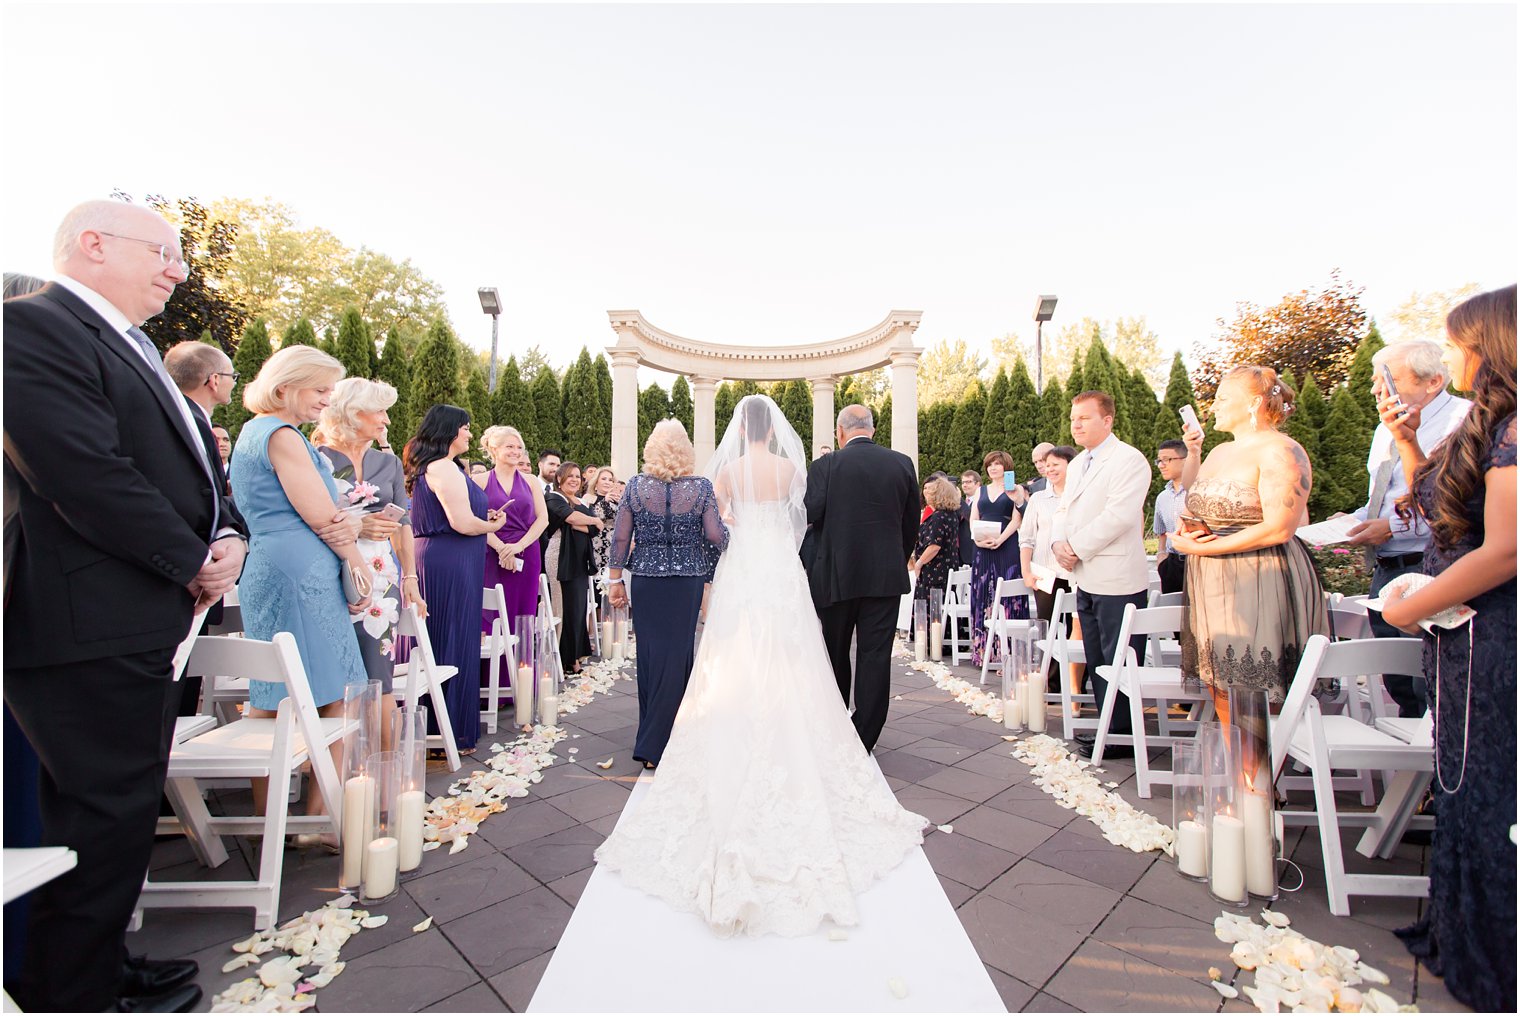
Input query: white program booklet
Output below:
<box><xmin>970</xmin><ymin>520</ymin><xmax>1002</xmax><ymax>542</ymax></box>
<box><xmin>1027</xmin><ymin>560</ymin><xmax>1060</xmax><ymax>593</ymax></box>
<box><xmin>1295</xmin><ymin>515</ymin><xmax>1362</xmax><ymax>546</ymax></box>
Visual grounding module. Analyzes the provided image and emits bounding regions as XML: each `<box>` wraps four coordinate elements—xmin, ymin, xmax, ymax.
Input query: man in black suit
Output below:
<box><xmin>164</xmin><ymin>340</ymin><xmax>237</xmax><ymax>493</ymax></box>
<box><xmin>803</xmin><ymin>404</ymin><xmax>919</xmax><ymax>752</ymax></box>
<box><xmin>3</xmin><ymin>200</ymin><xmax>247</xmax><ymax>1013</ymax></box>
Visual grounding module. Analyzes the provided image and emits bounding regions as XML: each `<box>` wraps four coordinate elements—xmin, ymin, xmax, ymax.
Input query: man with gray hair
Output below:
<box><xmin>804</xmin><ymin>404</ymin><xmax>920</xmax><ymax>751</ymax></box>
<box><xmin>1347</xmin><ymin>339</ymin><xmax>1471</xmax><ymax>716</ymax></box>
<box><xmin>1026</xmin><ymin>441</ymin><xmax>1055</xmax><ymax>495</ymax></box>
<box><xmin>164</xmin><ymin>340</ymin><xmax>237</xmax><ymax>486</ymax></box>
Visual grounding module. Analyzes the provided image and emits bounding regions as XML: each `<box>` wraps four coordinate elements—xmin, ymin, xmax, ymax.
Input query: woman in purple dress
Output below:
<box><xmin>476</xmin><ymin>426</ymin><xmax>547</xmax><ymax>623</ymax></box>
<box><xmin>404</xmin><ymin>405</ymin><xmax>507</xmax><ymax>754</ymax></box>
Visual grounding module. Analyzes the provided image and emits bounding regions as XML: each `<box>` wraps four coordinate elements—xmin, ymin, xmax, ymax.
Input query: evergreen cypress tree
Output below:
<box><xmin>593</xmin><ymin>354</ymin><xmax>614</xmax><ymax>424</ymax></box>
<box><xmin>1320</xmin><ymin>386</ymin><xmax>1371</xmax><ymax>514</ymax></box>
<box><xmin>377</xmin><ymin>327</ymin><xmax>413</xmax><ymax>446</ymax></box>
<box><xmin>780</xmin><ymin>379</ymin><xmax>812</xmax><ymax>441</ymax></box>
<box><xmin>835</xmin><ymin>375</ymin><xmax>859</xmax><ymax>408</ymax></box>
<box><xmin>637</xmin><ymin>383</ymin><xmax>671</xmax><ymax>451</ymax></box>
<box><xmin>281</xmin><ymin>317</ymin><xmax>317</xmax><ymax>349</ymax></box>
<box><xmin>366</xmin><ymin>321</ymin><xmax>381</xmax><ymax>378</ymax></box>
<box><xmin>1037</xmin><ymin>375</ymin><xmax>1068</xmax><ymax>448</ymax></box>
<box><xmin>1065</xmin><ymin>351</ymin><xmax>1087</xmax><ymax>404</ymax></box>
<box><xmin>490</xmin><ymin>355</ymin><xmax>537</xmax><ymax>454</ymax></box>
<box><xmin>1152</xmin><ymin>352</ymin><xmax>1198</xmax><ymax>451</ymax></box>
<box><xmin>409</xmin><ymin>318</ymin><xmax>462</xmax><ymax>424</ymax></box>
<box><xmin>669</xmin><ymin>375</ymin><xmax>694</xmax><ymax>434</ymax></box>
<box><xmin>1125</xmin><ymin>367</ymin><xmax>1160</xmax><ymax>447</ymax></box>
<box><xmin>220</xmin><ymin>317</ymin><xmax>273</xmax><ymax>437</ymax></box>
<box><xmin>1347</xmin><ymin>323</ymin><xmax>1385</xmax><ymax>427</ymax></box>
<box><xmin>714</xmin><ymin>382</ymin><xmax>736</xmax><ymax>432</ymax></box>
<box><xmin>334</xmin><ymin>306</ymin><xmax>373</xmax><ymax>381</ymax></box>
<box><xmin>1005</xmin><ymin>359</ymin><xmax>1039</xmax><ymax>474</ymax></box>
<box><xmin>874</xmin><ymin>394</ymin><xmax>892</xmax><ymax>452</ymax></box>
<box><xmin>920</xmin><ymin>402</ymin><xmax>952</xmax><ymax>474</ymax></box>
<box><xmin>945</xmin><ymin>382</ymin><xmax>986</xmax><ymax>475</ymax></box>
<box><xmin>562</xmin><ymin>350</ymin><xmax>603</xmax><ymax>464</ymax></box>
<box><xmin>198</xmin><ymin>329</ymin><xmax>217</xmax><ymax>347</ymax></box>
<box><xmin>320</xmin><ymin>324</ymin><xmax>338</xmax><ymax>356</ymax></box>
<box><xmin>530</xmin><ymin>366</ymin><xmax>563</xmax><ymax>457</ymax></box>
<box><xmin>465</xmin><ymin>367</ymin><xmax>491</xmax><ymax>458</ymax></box>
<box><xmin>1279</xmin><ymin>370</ymin><xmax>1324</xmax><ymax>509</ymax></box>
<box><xmin>1298</xmin><ymin>372</ymin><xmax>1329</xmax><ymax>431</ymax></box>
<box><xmin>979</xmin><ymin>368</ymin><xmax>1011</xmax><ymax>459</ymax></box>
<box><xmin>918</xmin><ymin>405</ymin><xmax>936</xmax><ymax>478</ymax></box>
<box><xmin>734</xmin><ymin>379</ymin><xmax>761</xmax><ymax>401</ymax></box>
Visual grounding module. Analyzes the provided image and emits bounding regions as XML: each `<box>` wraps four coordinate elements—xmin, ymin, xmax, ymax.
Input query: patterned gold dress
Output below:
<box><xmin>1179</xmin><ymin>477</ymin><xmax>1329</xmax><ymax>704</ymax></box>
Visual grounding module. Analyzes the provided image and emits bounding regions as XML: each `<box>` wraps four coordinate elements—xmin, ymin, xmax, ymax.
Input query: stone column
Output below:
<box><xmin>809</xmin><ymin>377</ymin><xmax>836</xmax><ymax>457</ymax></box>
<box><xmin>889</xmin><ymin>349</ymin><xmax>920</xmax><ymax>473</ymax></box>
<box><xmin>691</xmin><ymin>376</ymin><xmax>719</xmax><ymax>470</ymax></box>
<box><xmin>609</xmin><ymin>349</ymin><xmax>641</xmax><ymax>481</ymax></box>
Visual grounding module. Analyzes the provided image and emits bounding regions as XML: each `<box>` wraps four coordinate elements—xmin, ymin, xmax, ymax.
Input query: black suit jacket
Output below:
<box><xmin>803</xmin><ymin>437</ymin><xmax>919</xmax><ymax>607</ymax></box>
<box><xmin>3</xmin><ymin>284</ymin><xmax>243</xmax><ymax>666</ymax></box>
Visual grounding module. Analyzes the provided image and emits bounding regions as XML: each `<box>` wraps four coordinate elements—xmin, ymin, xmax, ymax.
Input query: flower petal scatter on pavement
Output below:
<box><xmin>1213</xmin><ymin>910</ymin><xmax>1418</xmax><ymax>1013</ymax></box>
<box><xmin>893</xmin><ymin>640</ymin><xmax>1004</xmax><ymax>722</ymax></box>
<box><xmin>210</xmin><ymin>895</ymin><xmax>371</xmax><ymax>1012</ymax></box>
<box><xmin>1008</xmin><ymin>734</ymin><xmax>1176</xmax><ymax>854</ymax></box>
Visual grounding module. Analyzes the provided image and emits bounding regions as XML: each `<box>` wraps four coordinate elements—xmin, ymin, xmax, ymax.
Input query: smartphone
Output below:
<box><xmin>377</xmin><ymin>502</ymin><xmax>406</xmax><ymax>523</ymax></box>
<box><xmin>1179</xmin><ymin>404</ymin><xmax>1201</xmax><ymax>435</ymax></box>
<box><xmin>1002</xmin><ymin>471</ymin><xmax>1018</xmax><ymax>492</ymax></box>
<box><xmin>1179</xmin><ymin>514</ymin><xmax>1214</xmax><ymax>537</ymax></box>
<box><xmin>1379</xmin><ymin>364</ymin><xmax>1409</xmax><ymax>418</ymax></box>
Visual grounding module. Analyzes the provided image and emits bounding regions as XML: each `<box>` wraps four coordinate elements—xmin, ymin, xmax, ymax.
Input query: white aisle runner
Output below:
<box><xmin>529</xmin><ymin>775</ymin><xmax>1004</xmax><ymax>1013</ymax></box>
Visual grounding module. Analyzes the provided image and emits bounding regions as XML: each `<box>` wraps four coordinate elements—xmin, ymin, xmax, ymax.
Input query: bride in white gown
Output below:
<box><xmin>593</xmin><ymin>395</ymin><xmax>928</xmax><ymax>938</ymax></box>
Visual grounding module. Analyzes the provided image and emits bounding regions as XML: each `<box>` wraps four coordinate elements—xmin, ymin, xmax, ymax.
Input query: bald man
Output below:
<box><xmin>4</xmin><ymin>200</ymin><xmax>246</xmax><ymax>1013</ymax></box>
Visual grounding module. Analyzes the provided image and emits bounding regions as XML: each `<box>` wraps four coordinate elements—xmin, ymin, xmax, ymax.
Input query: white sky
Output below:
<box><xmin>2</xmin><ymin>2</ymin><xmax>1515</xmax><ymax>381</ymax></box>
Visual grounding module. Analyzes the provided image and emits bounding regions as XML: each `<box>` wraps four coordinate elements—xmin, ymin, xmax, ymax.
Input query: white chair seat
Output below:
<box><xmin>1281</xmin><ymin>713</ymin><xmax>1432</xmax><ymax>769</ymax></box>
<box><xmin>1374</xmin><ymin>715</ymin><xmax>1433</xmax><ymax>745</ymax></box>
<box><xmin>168</xmin><ymin>716</ymin><xmax>350</xmax><ymax>776</ymax></box>
<box><xmin>4</xmin><ymin>847</ymin><xmax>77</xmax><ymax>905</ymax></box>
<box><xmin>1035</xmin><ymin>637</ymin><xmax>1085</xmax><ymax>663</ymax></box>
<box><xmin>174</xmin><ymin>715</ymin><xmax>217</xmax><ymax>743</ymax></box>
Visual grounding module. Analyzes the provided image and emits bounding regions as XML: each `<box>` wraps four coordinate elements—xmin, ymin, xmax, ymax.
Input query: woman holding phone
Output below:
<box><xmin>968</xmin><ymin>450</ymin><xmax>1029</xmax><ymax>668</ymax></box>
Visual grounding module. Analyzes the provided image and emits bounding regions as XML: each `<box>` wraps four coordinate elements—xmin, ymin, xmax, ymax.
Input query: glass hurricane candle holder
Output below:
<box><xmin>1000</xmin><ymin>646</ymin><xmax>1024</xmax><ymax>732</ymax></box>
<box><xmin>338</xmin><ymin>679</ymin><xmax>381</xmax><ymax>893</ymax></box>
<box><xmin>1231</xmin><ymin>687</ymin><xmax>1279</xmax><ymax>901</ymax></box>
<box><xmin>1020</xmin><ymin>620</ymin><xmax>1048</xmax><ymax>733</ymax></box>
<box><xmin>927</xmin><ymin>588</ymin><xmax>945</xmax><ymax>662</ymax></box>
<box><xmin>512</xmin><ymin>615</ymin><xmax>537</xmax><ymax>730</ymax></box>
<box><xmin>1172</xmin><ymin>739</ymin><xmax>1208</xmax><ymax>881</ymax></box>
<box><xmin>537</xmin><ymin>621</ymin><xmax>561</xmax><ymax>727</ymax></box>
<box><xmin>360</xmin><ymin>751</ymin><xmax>401</xmax><ymax>904</ymax></box>
<box><xmin>393</xmin><ymin>704</ymin><xmax>427</xmax><ymax>874</ymax></box>
<box><xmin>1201</xmin><ymin>721</ymin><xmax>1248</xmax><ymax>908</ymax></box>
<box><xmin>913</xmin><ymin>601</ymin><xmax>928</xmax><ymax>663</ymax></box>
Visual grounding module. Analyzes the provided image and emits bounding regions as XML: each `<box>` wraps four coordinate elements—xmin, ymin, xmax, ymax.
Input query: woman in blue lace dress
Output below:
<box><xmin>1378</xmin><ymin>285</ymin><xmax>1516</xmax><ymax>1013</ymax></box>
<box><xmin>230</xmin><ymin>347</ymin><xmax>373</xmax><ymax>824</ymax></box>
<box><xmin>605</xmin><ymin>420</ymin><xmax>729</xmax><ymax>769</ymax></box>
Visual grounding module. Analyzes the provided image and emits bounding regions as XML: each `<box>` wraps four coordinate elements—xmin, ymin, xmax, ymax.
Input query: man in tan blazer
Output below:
<box><xmin>1051</xmin><ymin>390</ymin><xmax>1152</xmax><ymax>758</ymax></box>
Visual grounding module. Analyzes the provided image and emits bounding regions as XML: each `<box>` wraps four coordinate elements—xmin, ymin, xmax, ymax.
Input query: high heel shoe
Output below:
<box><xmin>289</xmin><ymin>833</ymin><xmax>340</xmax><ymax>854</ymax></box>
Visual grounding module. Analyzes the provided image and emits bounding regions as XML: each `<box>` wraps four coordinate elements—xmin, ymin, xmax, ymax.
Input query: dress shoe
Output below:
<box><xmin>1073</xmin><ymin>733</ymin><xmax>1097</xmax><ymax>747</ymax></box>
<box><xmin>121</xmin><ymin>955</ymin><xmax>198</xmax><ymax>997</ymax></box>
<box><xmin>1077</xmin><ymin>741</ymin><xmax>1132</xmax><ymax>760</ymax></box>
<box><xmin>116</xmin><ymin>983</ymin><xmax>202</xmax><ymax>1013</ymax></box>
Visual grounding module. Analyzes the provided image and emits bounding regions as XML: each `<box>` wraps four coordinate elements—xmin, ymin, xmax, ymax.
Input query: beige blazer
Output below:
<box><xmin>1054</xmin><ymin>433</ymin><xmax>1152</xmax><ymax>596</ymax></box>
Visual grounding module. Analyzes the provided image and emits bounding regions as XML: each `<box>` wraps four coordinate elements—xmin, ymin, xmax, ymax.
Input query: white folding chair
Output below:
<box><xmin>1148</xmin><ymin>590</ymin><xmax>1184</xmax><ymax>608</ymax></box>
<box><xmin>141</xmin><ymin>633</ymin><xmax>351</xmax><ymax>930</ymax></box>
<box><xmin>392</xmin><ymin>604</ymin><xmax>461</xmax><ymax>772</ymax></box>
<box><xmin>1272</xmin><ymin>635</ymin><xmax>1433</xmax><ymax>916</ymax></box>
<box><xmin>537</xmin><ymin>571</ymin><xmax>567</xmax><ymax>687</ymax></box>
<box><xmin>1090</xmin><ymin>604</ymin><xmax>1215</xmax><ymax>797</ymax></box>
<box><xmin>979</xmin><ymin>576</ymin><xmax>1036</xmax><ymax>685</ymax></box>
<box><xmin>480</xmin><ymin>583</ymin><xmax>512</xmax><ymax>735</ymax></box>
<box><xmin>1037</xmin><ymin>587</ymin><xmax>1095</xmax><ymax>740</ymax></box>
<box><xmin>586</xmin><ymin>578</ymin><xmax>602</xmax><ymax>656</ymax></box>
<box><xmin>941</xmin><ymin>566</ymin><xmax>973</xmax><ymax>664</ymax></box>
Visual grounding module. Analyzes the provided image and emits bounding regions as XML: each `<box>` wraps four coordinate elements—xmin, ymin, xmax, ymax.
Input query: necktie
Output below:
<box><xmin>128</xmin><ymin>326</ymin><xmax>220</xmax><ymax>533</ymax></box>
<box><xmin>1364</xmin><ymin>457</ymin><xmax>1395</xmax><ymax>570</ymax></box>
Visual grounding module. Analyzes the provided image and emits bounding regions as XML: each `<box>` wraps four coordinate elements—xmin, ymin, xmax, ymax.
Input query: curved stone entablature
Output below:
<box><xmin>605</xmin><ymin>310</ymin><xmax>923</xmax><ymax>478</ymax></box>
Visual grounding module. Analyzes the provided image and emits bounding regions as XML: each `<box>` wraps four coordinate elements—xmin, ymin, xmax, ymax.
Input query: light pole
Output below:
<box><xmin>478</xmin><ymin>287</ymin><xmax>502</xmax><ymax>391</ymax></box>
<box><xmin>1033</xmin><ymin>295</ymin><xmax>1058</xmax><ymax>395</ymax></box>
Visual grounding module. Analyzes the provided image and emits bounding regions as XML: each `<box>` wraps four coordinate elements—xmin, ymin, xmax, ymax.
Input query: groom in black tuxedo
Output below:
<box><xmin>4</xmin><ymin>200</ymin><xmax>246</xmax><ymax>1013</ymax></box>
<box><xmin>803</xmin><ymin>404</ymin><xmax>919</xmax><ymax>751</ymax></box>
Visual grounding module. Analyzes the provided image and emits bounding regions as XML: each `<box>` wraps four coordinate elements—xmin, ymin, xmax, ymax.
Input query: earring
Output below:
<box><xmin>1249</xmin><ymin>407</ymin><xmax>1259</xmax><ymax>430</ymax></box>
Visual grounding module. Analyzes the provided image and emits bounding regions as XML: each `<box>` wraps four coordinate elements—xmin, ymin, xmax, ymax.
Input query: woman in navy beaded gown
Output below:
<box><xmin>1378</xmin><ymin>285</ymin><xmax>1516</xmax><ymax>1013</ymax></box>
<box><xmin>404</xmin><ymin>406</ymin><xmax>507</xmax><ymax>754</ymax></box>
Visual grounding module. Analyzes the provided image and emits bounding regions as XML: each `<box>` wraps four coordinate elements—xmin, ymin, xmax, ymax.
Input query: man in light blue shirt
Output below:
<box><xmin>1151</xmin><ymin>439</ymin><xmax>1188</xmax><ymax>594</ymax></box>
<box><xmin>1347</xmin><ymin>339</ymin><xmax>1472</xmax><ymax>715</ymax></box>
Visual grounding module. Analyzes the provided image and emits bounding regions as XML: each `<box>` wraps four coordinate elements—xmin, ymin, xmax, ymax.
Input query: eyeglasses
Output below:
<box><xmin>212</xmin><ymin>371</ymin><xmax>240</xmax><ymax>384</ymax></box>
<box><xmin>97</xmin><ymin>232</ymin><xmax>191</xmax><ymax>275</ymax></box>
<box><xmin>1155</xmin><ymin>456</ymin><xmax>1183</xmax><ymax>466</ymax></box>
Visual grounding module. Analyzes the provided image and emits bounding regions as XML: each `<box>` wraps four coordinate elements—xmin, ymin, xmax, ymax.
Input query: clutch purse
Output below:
<box><xmin>341</xmin><ymin>562</ymin><xmax>365</xmax><ymax>605</ymax></box>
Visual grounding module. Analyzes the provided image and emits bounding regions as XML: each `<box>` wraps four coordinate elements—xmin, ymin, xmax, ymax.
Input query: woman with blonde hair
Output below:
<box><xmin>605</xmin><ymin>419</ymin><xmax>728</xmax><ymax>767</ymax></box>
<box><xmin>230</xmin><ymin>346</ymin><xmax>373</xmax><ymax>833</ymax></box>
<box><xmin>909</xmin><ymin>475</ymin><xmax>961</xmax><ymax>614</ymax></box>
<box><xmin>1378</xmin><ymin>284</ymin><xmax>1516</xmax><ymax>1012</ymax></box>
<box><xmin>474</xmin><ymin>425</ymin><xmax>547</xmax><ymax>630</ymax></box>
<box><xmin>319</xmin><ymin>378</ymin><xmax>426</xmax><ymax>697</ymax></box>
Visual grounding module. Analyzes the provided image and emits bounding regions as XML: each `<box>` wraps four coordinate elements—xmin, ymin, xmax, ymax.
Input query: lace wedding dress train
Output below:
<box><xmin>593</xmin><ymin>499</ymin><xmax>929</xmax><ymax>937</ymax></box>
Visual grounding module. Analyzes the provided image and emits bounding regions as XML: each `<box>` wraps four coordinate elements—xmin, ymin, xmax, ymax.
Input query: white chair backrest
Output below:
<box><xmin>484</xmin><ymin>583</ymin><xmax>508</xmax><ymax>619</ymax></box>
<box><xmin>1149</xmin><ymin>590</ymin><xmax>1185</xmax><ymax>608</ymax></box>
<box><xmin>396</xmin><ymin>603</ymin><xmax>442</xmax><ymax>669</ymax></box>
<box><xmin>1112</xmin><ymin>604</ymin><xmax>1185</xmax><ymax>668</ymax></box>
<box><xmin>185</xmin><ymin>633</ymin><xmax>332</xmax><ymax>772</ymax></box>
<box><xmin>1272</xmin><ymin>635</ymin><xmax>1423</xmax><ymax>777</ymax></box>
<box><xmin>946</xmin><ymin>566</ymin><xmax>972</xmax><ymax>602</ymax></box>
<box><xmin>1329</xmin><ymin>607</ymin><xmax>1373</xmax><ymax>640</ymax></box>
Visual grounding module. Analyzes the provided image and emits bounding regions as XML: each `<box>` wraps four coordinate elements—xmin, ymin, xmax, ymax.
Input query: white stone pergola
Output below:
<box><xmin>606</xmin><ymin>310</ymin><xmax>923</xmax><ymax>480</ymax></box>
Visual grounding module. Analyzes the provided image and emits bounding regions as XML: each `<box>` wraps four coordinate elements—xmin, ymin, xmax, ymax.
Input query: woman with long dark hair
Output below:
<box><xmin>404</xmin><ymin>405</ymin><xmax>506</xmax><ymax>754</ymax></box>
<box><xmin>1378</xmin><ymin>284</ymin><xmax>1516</xmax><ymax>1012</ymax></box>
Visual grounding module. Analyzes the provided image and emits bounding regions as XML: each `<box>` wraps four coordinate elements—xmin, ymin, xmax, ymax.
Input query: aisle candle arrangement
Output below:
<box><xmin>1007</xmin><ymin>734</ymin><xmax>1176</xmax><ymax>855</ymax></box>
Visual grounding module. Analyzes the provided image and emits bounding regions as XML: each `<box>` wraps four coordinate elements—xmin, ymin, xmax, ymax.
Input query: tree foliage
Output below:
<box><xmin>334</xmin><ymin>306</ymin><xmax>373</xmax><ymax>381</ymax></box>
<box><xmin>465</xmin><ymin>367</ymin><xmax>491</xmax><ymax>459</ymax></box>
<box><xmin>490</xmin><ymin>355</ymin><xmax>537</xmax><ymax>455</ymax></box>
<box><xmin>530</xmin><ymin>366</ymin><xmax>563</xmax><ymax>456</ymax></box>
<box><xmin>410</xmin><ymin>318</ymin><xmax>462</xmax><ymax>423</ymax></box>
<box><xmin>918</xmin><ymin>339</ymin><xmax>988</xmax><ymax>407</ymax></box>
<box><xmin>1319</xmin><ymin>385</ymin><xmax>1372</xmax><ymax>515</ymax></box>
<box><xmin>778</xmin><ymin>378</ymin><xmax>812</xmax><ymax>442</ymax></box>
<box><xmin>377</xmin><ymin>327</ymin><xmax>413</xmax><ymax>447</ymax></box>
<box><xmin>1385</xmin><ymin>283</ymin><xmax>1480</xmax><ymax>345</ymax></box>
<box><xmin>944</xmin><ymin>382</ymin><xmax>987</xmax><ymax>476</ymax></box>
<box><xmin>1347</xmin><ymin>323</ymin><xmax>1385</xmax><ymax>427</ymax></box>
<box><xmin>1192</xmin><ymin>271</ymin><xmax>1368</xmax><ymax>407</ymax></box>
<box><xmin>638</xmin><ymin>382</ymin><xmax>671</xmax><ymax>452</ymax></box>
<box><xmin>218</xmin><ymin>317</ymin><xmax>273</xmax><ymax>437</ymax></box>
<box><xmin>714</xmin><ymin>382</ymin><xmax>736</xmax><ymax>433</ymax></box>
<box><xmin>124</xmin><ymin>193</ymin><xmax>246</xmax><ymax>354</ymax></box>
<box><xmin>561</xmin><ymin>349</ymin><xmax>606</xmax><ymax>466</ymax></box>
<box><xmin>1037</xmin><ymin>374</ymin><xmax>1068</xmax><ymax>448</ymax></box>
<box><xmin>670</xmin><ymin>375</ymin><xmax>694</xmax><ymax>434</ymax></box>
<box><xmin>1005</xmin><ymin>358</ymin><xmax>1039</xmax><ymax>477</ymax></box>
<box><xmin>875</xmin><ymin>394</ymin><xmax>892</xmax><ymax>454</ymax></box>
<box><xmin>979</xmin><ymin>368</ymin><xmax>1011</xmax><ymax>458</ymax></box>
<box><xmin>281</xmin><ymin>317</ymin><xmax>318</xmax><ymax>348</ymax></box>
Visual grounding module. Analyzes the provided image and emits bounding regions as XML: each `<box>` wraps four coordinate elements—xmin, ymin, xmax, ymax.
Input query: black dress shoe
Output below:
<box><xmin>116</xmin><ymin>984</ymin><xmax>203</xmax><ymax>1013</ymax></box>
<box><xmin>121</xmin><ymin>956</ymin><xmax>198</xmax><ymax>997</ymax></box>
<box><xmin>1077</xmin><ymin>741</ymin><xmax>1133</xmax><ymax>760</ymax></box>
<box><xmin>1073</xmin><ymin>733</ymin><xmax>1097</xmax><ymax>746</ymax></box>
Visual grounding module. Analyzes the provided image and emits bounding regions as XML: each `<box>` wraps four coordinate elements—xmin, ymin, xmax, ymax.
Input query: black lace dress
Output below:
<box><xmin>913</xmin><ymin>508</ymin><xmax>961</xmax><ymax>603</ymax></box>
<box><xmin>1395</xmin><ymin>414</ymin><xmax>1517</xmax><ymax>1012</ymax></box>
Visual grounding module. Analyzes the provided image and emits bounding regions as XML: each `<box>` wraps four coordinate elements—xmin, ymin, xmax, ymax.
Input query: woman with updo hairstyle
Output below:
<box><xmin>474</xmin><ymin>425</ymin><xmax>547</xmax><ymax>628</ymax></box>
<box><xmin>1170</xmin><ymin>365</ymin><xmax>1329</xmax><ymax>804</ymax></box>
<box><xmin>1377</xmin><ymin>284</ymin><xmax>1516</xmax><ymax>1012</ymax></box>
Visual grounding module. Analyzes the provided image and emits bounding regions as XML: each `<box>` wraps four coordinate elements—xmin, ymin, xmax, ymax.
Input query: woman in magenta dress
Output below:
<box><xmin>404</xmin><ymin>405</ymin><xmax>507</xmax><ymax>754</ymax></box>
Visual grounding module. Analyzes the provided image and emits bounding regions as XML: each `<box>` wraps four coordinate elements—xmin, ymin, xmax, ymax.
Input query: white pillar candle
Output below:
<box><xmin>340</xmin><ymin>775</ymin><xmax>372</xmax><ymax>888</ymax></box>
<box><xmin>914</xmin><ymin>630</ymin><xmax>927</xmax><ymax>663</ymax></box>
<box><xmin>1003</xmin><ymin>695</ymin><xmax>1023</xmax><ymax>730</ymax></box>
<box><xmin>1024</xmin><ymin>675</ymin><xmax>1046</xmax><ymax>733</ymax></box>
<box><xmin>611</xmin><ymin>641</ymin><xmax>624</xmax><ymax>663</ymax></box>
<box><xmin>539</xmin><ymin>693</ymin><xmax>559</xmax><ymax>727</ymax></box>
<box><xmin>1176</xmin><ymin>819</ymin><xmax>1207</xmax><ymax>878</ymax></box>
<box><xmin>513</xmin><ymin>664</ymin><xmax>534</xmax><ymax>727</ymax></box>
<box><xmin>929</xmin><ymin>621</ymin><xmax>944</xmax><ymax>661</ymax></box>
<box><xmin>537</xmin><ymin>676</ymin><xmax>552</xmax><ymax>702</ymax></box>
<box><xmin>1243</xmin><ymin>791</ymin><xmax>1277</xmax><ymax>897</ymax></box>
<box><xmin>396</xmin><ymin>789</ymin><xmax>426</xmax><ymax>872</ymax></box>
<box><xmin>1210</xmin><ymin>814</ymin><xmax>1247</xmax><ymax>903</ymax></box>
<box><xmin>601</xmin><ymin>621</ymin><xmax>614</xmax><ymax>656</ymax></box>
<box><xmin>614</xmin><ymin>619</ymin><xmax>628</xmax><ymax>647</ymax></box>
<box><xmin>362</xmin><ymin>836</ymin><xmax>399</xmax><ymax>899</ymax></box>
